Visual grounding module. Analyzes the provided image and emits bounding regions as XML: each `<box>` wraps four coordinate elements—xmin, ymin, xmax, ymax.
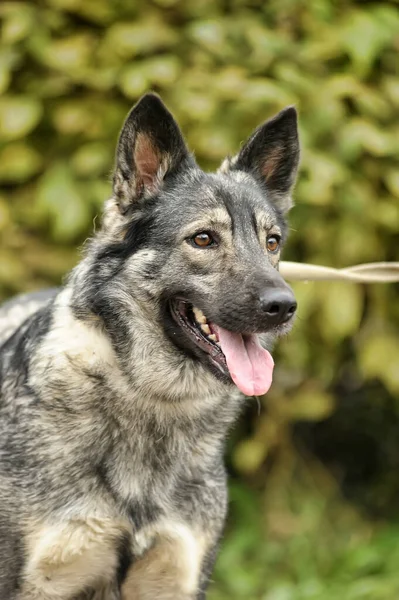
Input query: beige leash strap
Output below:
<box><xmin>280</xmin><ymin>262</ymin><xmax>399</xmax><ymax>283</ymax></box>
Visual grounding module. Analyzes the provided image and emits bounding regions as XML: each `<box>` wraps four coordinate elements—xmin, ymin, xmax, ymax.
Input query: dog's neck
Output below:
<box><xmin>28</xmin><ymin>280</ymin><xmax>242</xmax><ymax>427</ymax></box>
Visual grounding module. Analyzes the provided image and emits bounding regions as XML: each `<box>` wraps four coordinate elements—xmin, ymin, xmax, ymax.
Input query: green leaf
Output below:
<box><xmin>0</xmin><ymin>96</ymin><xmax>42</xmax><ymax>140</ymax></box>
<box><xmin>233</xmin><ymin>439</ymin><xmax>269</xmax><ymax>475</ymax></box>
<box><xmin>52</xmin><ymin>101</ymin><xmax>92</xmax><ymax>135</ymax></box>
<box><xmin>144</xmin><ymin>55</ymin><xmax>181</xmax><ymax>86</ymax></box>
<box><xmin>244</xmin><ymin>79</ymin><xmax>294</xmax><ymax>105</ymax></box>
<box><xmin>281</xmin><ymin>390</ymin><xmax>335</xmax><ymax>422</ymax></box>
<box><xmin>0</xmin><ymin>63</ymin><xmax>11</xmax><ymax>95</ymax></box>
<box><xmin>383</xmin><ymin>76</ymin><xmax>399</xmax><ymax>107</ymax></box>
<box><xmin>340</xmin><ymin>8</ymin><xmax>399</xmax><ymax>77</ymax></box>
<box><xmin>119</xmin><ymin>65</ymin><xmax>149</xmax><ymax>99</ymax></box>
<box><xmin>0</xmin><ymin>250</ymin><xmax>28</xmax><ymax>284</ymax></box>
<box><xmin>0</xmin><ymin>196</ymin><xmax>11</xmax><ymax>232</ymax></box>
<box><xmin>0</xmin><ymin>143</ymin><xmax>42</xmax><ymax>183</ymax></box>
<box><xmin>71</xmin><ymin>143</ymin><xmax>111</xmax><ymax>176</ymax></box>
<box><xmin>358</xmin><ymin>334</ymin><xmax>399</xmax><ymax>394</ymax></box>
<box><xmin>338</xmin><ymin>119</ymin><xmax>396</xmax><ymax>159</ymax></box>
<box><xmin>1</xmin><ymin>4</ymin><xmax>35</xmax><ymax>44</ymax></box>
<box><xmin>45</xmin><ymin>0</ymin><xmax>115</xmax><ymax>25</ymax></box>
<box><xmin>36</xmin><ymin>163</ymin><xmax>90</xmax><ymax>241</ymax></box>
<box><xmin>299</xmin><ymin>152</ymin><xmax>348</xmax><ymax>205</ymax></box>
<box><xmin>37</xmin><ymin>34</ymin><xmax>95</xmax><ymax>72</ymax></box>
<box><xmin>384</xmin><ymin>170</ymin><xmax>399</xmax><ymax>198</ymax></box>
<box><xmin>188</xmin><ymin>20</ymin><xmax>226</xmax><ymax>54</ymax></box>
<box><xmin>318</xmin><ymin>282</ymin><xmax>364</xmax><ymax>341</ymax></box>
<box><xmin>104</xmin><ymin>19</ymin><xmax>176</xmax><ymax>58</ymax></box>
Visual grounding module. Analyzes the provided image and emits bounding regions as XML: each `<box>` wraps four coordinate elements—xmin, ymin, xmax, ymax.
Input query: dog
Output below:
<box><xmin>0</xmin><ymin>93</ymin><xmax>299</xmax><ymax>599</ymax></box>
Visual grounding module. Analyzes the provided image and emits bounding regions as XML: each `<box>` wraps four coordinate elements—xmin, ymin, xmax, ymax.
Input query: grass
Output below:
<box><xmin>210</xmin><ymin>479</ymin><xmax>399</xmax><ymax>600</ymax></box>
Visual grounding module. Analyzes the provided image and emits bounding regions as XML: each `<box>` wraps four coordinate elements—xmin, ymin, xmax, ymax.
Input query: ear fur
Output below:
<box><xmin>113</xmin><ymin>93</ymin><xmax>192</xmax><ymax>212</ymax></box>
<box><xmin>221</xmin><ymin>107</ymin><xmax>300</xmax><ymax>213</ymax></box>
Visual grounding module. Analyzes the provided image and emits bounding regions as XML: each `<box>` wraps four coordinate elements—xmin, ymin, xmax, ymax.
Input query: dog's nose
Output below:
<box><xmin>259</xmin><ymin>288</ymin><xmax>297</xmax><ymax>324</ymax></box>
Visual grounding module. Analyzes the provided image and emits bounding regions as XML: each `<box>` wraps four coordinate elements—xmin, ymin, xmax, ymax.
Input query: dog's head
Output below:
<box><xmin>90</xmin><ymin>93</ymin><xmax>299</xmax><ymax>397</ymax></box>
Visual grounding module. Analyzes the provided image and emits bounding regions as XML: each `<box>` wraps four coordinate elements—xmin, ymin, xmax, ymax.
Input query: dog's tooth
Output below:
<box><xmin>193</xmin><ymin>307</ymin><xmax>207</xmax><ymax>324</ymax></box>
<box><xmin>208</xmin><ymin>333</ymin><xmax>217</xmax><ymax>342</ymax></box>
<box><xmin>201</xmin><ymin>323</ymin><xmax>211</xmax><ymax>335</ymax></box>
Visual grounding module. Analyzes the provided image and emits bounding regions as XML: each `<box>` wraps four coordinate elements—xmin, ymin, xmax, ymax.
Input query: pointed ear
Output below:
<box><xmin>222</xmin><ymin>107</ymin><xmax>300</xmax><ymax>213</ymax></box>
<box><xmin>113</xmin><ymin>93</ymin><xmax>192</xmax><ymax>212</ymax></box>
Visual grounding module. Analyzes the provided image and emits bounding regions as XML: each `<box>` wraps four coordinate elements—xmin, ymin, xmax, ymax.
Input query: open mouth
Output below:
<box><xmin>170</xmin><ymin>299</ymin><xmax>227</xmax><ymax>374</ymax></box>
<box><xmin>169</xmin><ymin>299</ymin><xmax>274</xmax><ymax>397</ymax></box>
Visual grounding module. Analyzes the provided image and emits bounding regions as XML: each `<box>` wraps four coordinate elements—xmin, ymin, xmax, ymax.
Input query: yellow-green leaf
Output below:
<box><xmin>0</xmin><ymin>143</ymin><xmax>42</xmax><ymax>182</ymax></box>
<box><xmin>318</xmin><ymin>282</ymin><xmax>364</xmax><ymax>340</ymax></box>
<box><xmin>358</xmin><ymin>334</ymin><xmax>399</xmax><ymax>394</ymax></box>
<box><xmin>0</xmin><ymin>96</ymin><xmax>42</xmax><ymax>140</ymax></box>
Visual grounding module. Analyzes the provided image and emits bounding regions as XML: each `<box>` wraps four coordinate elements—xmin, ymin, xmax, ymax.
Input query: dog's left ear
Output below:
<box><xmin>221</xmin><ymin>107</ymin><xmax>300</xmax><ymax>214</ymax></box>
<box><xmin>113</xmin><ymin>93</ymin><xmax>192</xmax><ymax>212</ymax></box>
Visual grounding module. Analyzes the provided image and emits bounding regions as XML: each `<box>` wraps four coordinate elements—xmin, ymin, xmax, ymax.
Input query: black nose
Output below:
<box><xmin>259</xmin><ymin>288</ymin><xmax>297</xmax><ymax>324</ymax></box>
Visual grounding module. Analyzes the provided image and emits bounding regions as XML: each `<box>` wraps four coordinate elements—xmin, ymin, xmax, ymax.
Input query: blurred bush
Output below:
<box><xmin>0</xmin><ymin>0</ymin><xmax>398</xmax><ymax>598</ymax></box>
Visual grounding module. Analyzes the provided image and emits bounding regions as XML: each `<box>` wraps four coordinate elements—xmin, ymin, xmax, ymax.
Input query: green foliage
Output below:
<box><xmin>214</xmin><ymin>479</ymin><xmax>399</xmax><ymax>600</ymax></box>
<box><xmin>0</xmin><ymin>0</ymin><xmax>398</xmax><ymax>597</ymax></box>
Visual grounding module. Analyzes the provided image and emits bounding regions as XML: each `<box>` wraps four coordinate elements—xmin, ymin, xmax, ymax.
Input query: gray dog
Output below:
<box><xmin>0</xmin><ymin>93</ymin><xmax>299</xmax><ymax>599</ymax></box>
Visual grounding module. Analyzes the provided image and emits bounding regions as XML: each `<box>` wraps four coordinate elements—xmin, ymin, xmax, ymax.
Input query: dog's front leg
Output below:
<box><xmin>121</xmin><ymin>522</ymin><xmax>215</xmax><ymax>600</ymax></box>
<box><xmin>72</xmin><ymin>582</ymin><xmax>121</xmax><ymax>600</ymax></box>
<box><xmin>18</xmin><ymin>517</ymin><xmax>130</xmax><ymax>600</ymax></box>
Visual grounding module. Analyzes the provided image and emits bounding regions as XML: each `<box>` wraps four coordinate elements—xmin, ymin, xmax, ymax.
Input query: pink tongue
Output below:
<box><xmin>213</xmin><ymin>325</ymin><xmax>274</xmax><ymax>396</ymax></box>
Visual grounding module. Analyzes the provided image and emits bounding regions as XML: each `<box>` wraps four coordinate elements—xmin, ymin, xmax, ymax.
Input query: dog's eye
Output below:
<box><xmin>190</xmin><ymin>232</ymin><xmax>215</xmax><ymax>248</ymax></box>
<box><xmin>266</xmin><ymin>235</ymin><xmax>280</xmax><ymax>253</ymax></box>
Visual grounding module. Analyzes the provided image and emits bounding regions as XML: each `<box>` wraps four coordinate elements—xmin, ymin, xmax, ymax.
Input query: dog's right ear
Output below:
<box><xmin>112</xmin><ymin>93</ymin><xmax>192</xmax><ymax>213</ymax></box>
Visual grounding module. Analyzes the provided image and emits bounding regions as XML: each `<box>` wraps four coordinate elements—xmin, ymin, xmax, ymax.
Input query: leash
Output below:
<box><xmin>280</xmin><ymin>262</ymin><xmax>399</xmax><ymax>283</ymax></box>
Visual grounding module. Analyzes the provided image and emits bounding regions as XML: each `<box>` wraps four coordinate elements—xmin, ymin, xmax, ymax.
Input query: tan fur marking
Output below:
<box><xmin>255</xmin><ymin>211</ymin><xmax>281</xmax><ymax>233</ymax></box>
<box><xmin>254</xmin><ymin>213</ymin><xmax>282</xmax><ymax>266</ymax></box>
<box><xmin>179</xmin><ymin>207</ymin><xmax>232</xmax><ymax>241</ymax></box>
<box><xmin>122</xmin><ymin>523</ymin><xmax>207</xmax><ymax>600</ymax></box>
<box><xmin>21</xmin><ymin>518</ymin><xmax>129</xmax><ymax>599</ymax></box>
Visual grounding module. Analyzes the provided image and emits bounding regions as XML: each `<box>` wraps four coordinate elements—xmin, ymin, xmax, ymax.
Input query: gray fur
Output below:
<box><xmin>0</xmin><ymin>289</ymin><xmax>58</xmax><ymax>346</ymax></box>
<box><xmin>0</xmin><ymin>93</ymin><xmax>300</xmax><ymax>599</ymax></box>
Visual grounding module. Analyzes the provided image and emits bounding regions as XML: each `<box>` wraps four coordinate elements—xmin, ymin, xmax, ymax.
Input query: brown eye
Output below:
<box><xmin>267</xmin><ymin>235</ymin><xmax>280</xmax><ymax>253</ymax></box>
<box><xmin>191</xmin><ymin>232</ymin><xmax>215</xmax><ymax>248</ymax></box>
